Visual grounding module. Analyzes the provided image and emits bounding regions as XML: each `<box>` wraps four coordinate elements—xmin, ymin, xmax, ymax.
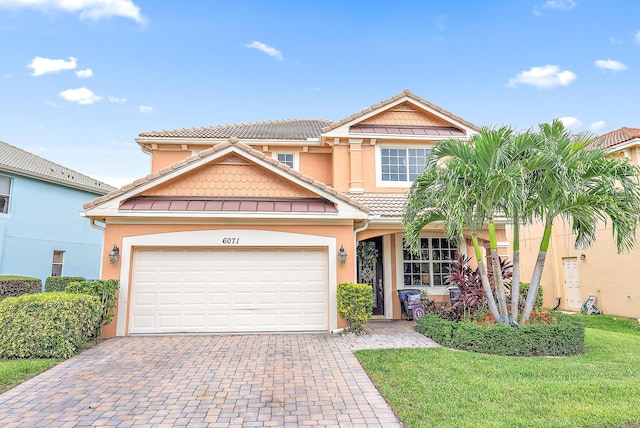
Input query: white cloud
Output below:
<box><xmin>59</xmin><ymin>87</ymin><xmax>101</xmax><ymax>104</ymax></box>
<box><xmin>75</xmin><ymin>68</ymin><xmax>93</xmax><ymax>78</ymax></box>
<box><xmin>108</xmin><ymin>96</ymin><xmax>126</xmax><ymax>103</ymax></box>
<box><xmin>543</xmin><ymin>0</ymin><xmax>577</xmax><ymax>11</ymax></box>
<box><xmin>559</xmin><ymin>116</ymin><xmax>582</xmax><ymax>128</ymax></box>
<box><xmin>138</xmin><ymin>105</ymin><xmax>153</xmax><ymax>113</ymax></box>
<box><xmin>590</xmin><ymin>120</ymin><xmax>606</xmax><ymax>130</ymax></box>
<box><xmin>507</xmin><ymin>65</ymin><xmax>576</xmax><ymax>89</ymax></box>
<box><xmin>594</xmin><ymin>59</ymin><xmax>628</xmax><ymax>71</ymax></box>
<box><xmin>0</xmin><ymin>0</ymin><xmax>144</xmax><ymax>23</ymax></box>
<box><xmin>27</xmin><ymin>56</ymin><xmax>77</xmax><ymax>76</ymax></box>
<box><xmin>244</xmin><ymin>41</ymin><xmax>284</xmax><ymax>61</ymax></box>
<box><xmin>635</xmin><ymin>31</ymin><xmax>640</xmax><ymax>44</ymax></box>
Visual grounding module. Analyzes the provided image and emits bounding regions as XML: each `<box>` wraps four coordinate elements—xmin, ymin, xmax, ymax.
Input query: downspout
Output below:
<box><xmin>90</xmin><ymin>218</ymin><xmax>106</xmax><ymax>231</ymax></box>
<box><xmin>353</xmin><ymin>218</ymin><xmax>371</xmax><ymax>281</ymax></box>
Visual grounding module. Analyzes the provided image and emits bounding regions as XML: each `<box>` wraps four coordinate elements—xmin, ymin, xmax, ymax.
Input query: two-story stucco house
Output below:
<box><xmin>517</xmin><ymin>127</ymin><xmax>640</xmax><ymax>319</ymax></box>
<box><xmin>0</xmin><ymin>140</ymin><xmax>115</xmax><ymax>284</ymax></box>
<box><xmin>83</xmin><ymin>90</ymin><xmax>508</xmax><ymax>337</ymax></box>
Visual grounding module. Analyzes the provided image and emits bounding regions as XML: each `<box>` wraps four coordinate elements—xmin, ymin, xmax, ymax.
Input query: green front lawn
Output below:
<box><xmin>357</xmin><ymin>316</ymin><xmax>640</xmax><ymax>428</ymax></box>
<box><xmin>0</xmin><ymin>359</ymin><xmax>59</xmax><ymax>393</ymax></box>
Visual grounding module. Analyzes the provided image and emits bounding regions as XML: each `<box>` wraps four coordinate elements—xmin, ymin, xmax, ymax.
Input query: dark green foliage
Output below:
<box><xmin>0</xmin><ymin>276</ymin><xmax>41</xmax><ymax>301</ymax></box>
<box><xmin>64</xmin><ymin>280</ymin><xmax>119</xmax><ymax>336</ymax></box>
<box><xmin>519</xmin><ymin>282</ymin><xmax>543</xmax><ymax>310</ymax></box>
<box><xmin>0</xmin><ymin>293</ymin><xmax>101</xmax><ymax>358</ymax></box>
<box><xmin>44</xmin><ymin>276</ymin><xmax>86</xmax><ymax>292</ymax></box>
<box><xmin>417</xmin><ymin>312</ymin><xmax>585</xmax><ymax>356</ymax></box>
<box><xmin>337</xmin><ymin>282</ymin><xmax>373</xmax><ymax>334</ymax></box>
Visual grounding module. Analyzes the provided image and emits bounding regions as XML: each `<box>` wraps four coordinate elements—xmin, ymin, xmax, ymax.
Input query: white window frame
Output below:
<box><xmin>0</xmin><ymin>175</ymin><xmax>12</xmax><ymax>216</ymax></box>
<box><xmin>394</xmin><ymin>234</ymin><xmax>463</xmax><ymax>296</ymax></box>
<box><xmin>375</xmin><ymin>145</ymin><xmax>431</xmax><ymax>188</ymax></box>
<box><xmin>272</xmin><ymin>152</ymin><xmax>299</xmax><ymax>170</ymax></box>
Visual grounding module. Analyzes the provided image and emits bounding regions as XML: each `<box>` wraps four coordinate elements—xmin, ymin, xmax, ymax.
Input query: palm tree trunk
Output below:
<box><xmin>510</xmin><ymin>221</ymin><xmax>520</xmax><ymax>324</ymax></box>
<box><xmin>520</xmin><ymin>225</ymin><xmax>552</xmax><ymax>323</ymax></box>
<box><xmin>472</xmin><ymin>233</ymin><xmax>500</xmax><ymax>322</ymax></box>
<box><xmin>488</xmin><ymin>220</ymin><xmax>508</xmax><ymax>322</ymax></box>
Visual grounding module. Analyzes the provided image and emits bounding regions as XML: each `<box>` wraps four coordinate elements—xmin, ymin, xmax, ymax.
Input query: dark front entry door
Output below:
<box><xmin>357</xmin><ymin>237</ymin><xmax>384</xmax><ymax>316</ymax></box>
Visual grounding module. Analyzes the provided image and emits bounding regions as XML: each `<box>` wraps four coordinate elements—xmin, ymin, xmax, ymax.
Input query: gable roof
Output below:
<box><xmin>138</xmin><ymin>119</ymin><xmax>332</xmax><ymax>140</ymax></box>
<box><xmin>0</xmin><ymin>140</ymin><xmax>115</xmax><ymax>195</ymax></box>
<box><xmin>591</xmin><ymin>127</ymin><xmax>640</xmax><ymax>151</ymax></box>
<box><xmin>84</xmin><ymin>137</ymin><xmax>369</xmax><ymax>216</ymax></box>
<box><xmin>321</xmin><ymin>89</ymin><xmax>480</xmax><ymax>134</ymax></box>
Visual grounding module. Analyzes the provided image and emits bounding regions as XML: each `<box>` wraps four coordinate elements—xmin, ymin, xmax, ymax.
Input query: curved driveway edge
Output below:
<box><xmin>0</xmin><ymin>321</ymin><xmax>438</xmax><ymax>427</ymax></box>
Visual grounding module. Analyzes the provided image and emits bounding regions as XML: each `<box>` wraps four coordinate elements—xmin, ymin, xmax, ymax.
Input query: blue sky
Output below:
<box><xmin>1</xmin><ymin>0</ymin><xmax>639</xmax><ymax>187</ymax></box>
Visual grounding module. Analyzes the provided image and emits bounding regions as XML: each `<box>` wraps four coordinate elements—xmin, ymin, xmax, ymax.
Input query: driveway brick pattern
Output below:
<box><xmin>0</xmin><ymin>321</ymin><xmax>437</xmax><ymax>427</ymax></box>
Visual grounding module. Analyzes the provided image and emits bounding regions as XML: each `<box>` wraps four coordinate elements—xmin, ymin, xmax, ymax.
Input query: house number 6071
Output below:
<box><xmin>222</xmin><ymin>238</ymin><xmax>240</xmax><ymax>244</ymax></box>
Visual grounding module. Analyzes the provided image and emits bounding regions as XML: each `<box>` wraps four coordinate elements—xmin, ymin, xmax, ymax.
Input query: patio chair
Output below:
<box><xmin>397</xmin><ymin>289</ymin><xmax>421</xmax><ymax>320</ymax></box>
<box><xmin>582</xmin><ymin>294</ymin><xmax>600</xmax><ymax>315</ymax></box>
<box><xmin>447</xmin><ymin>286</ymin><xmax>462</xmax><ymax>306</ymax></box>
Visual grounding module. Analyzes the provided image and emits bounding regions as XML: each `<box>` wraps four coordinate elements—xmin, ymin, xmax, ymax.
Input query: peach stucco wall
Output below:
<box><xmin>99</xmin><ymin>222</ymin><xmax>356</xmax><ymax>337</ymax></box>
<box><xmin>151</xmin><ymin>149</ymin><xmax>192</xmax><ymax>172</ymax></box>
<box><xmin>515</xmin><ymin>220</ymin><xmax>640</xmax><ymax>319</ymax></box>
<box><xmin>299</xmin><ymin>152</ymin><xmax>332</xmax><ymax>185</ymax></box>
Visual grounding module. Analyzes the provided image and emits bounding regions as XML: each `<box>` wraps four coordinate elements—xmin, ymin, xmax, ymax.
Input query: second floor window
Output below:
<box><xmin>52</xmin><ymin>250</ymin><xmax>64</xmax><ymax>276</ymax></box>
<box><xmin>275</xmin><ymin>153</ymin><xmax>295</xmax><ymax>169</ymax></box>
<box><xmin>0</xmin><ymin>176</ymin><xmax>12</xmax><ymax>214</ymax></box>
<box><xmin>380</xmin><ymin>148</ymin><xmax>430</xmax><ymax>183</ymax></box>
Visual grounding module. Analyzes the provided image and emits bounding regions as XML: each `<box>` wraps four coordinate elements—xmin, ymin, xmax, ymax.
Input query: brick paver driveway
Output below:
<box><xmin>0</xmin><ymin>321</ymin><xmax>437</xmax><ymax>427</ymax></box>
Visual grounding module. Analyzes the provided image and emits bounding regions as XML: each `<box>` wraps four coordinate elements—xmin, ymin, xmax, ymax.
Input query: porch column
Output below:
<box><xmin>349</xmin><ymin>138</ymin><xmax>364</xmax><ymax>193</ymax></box>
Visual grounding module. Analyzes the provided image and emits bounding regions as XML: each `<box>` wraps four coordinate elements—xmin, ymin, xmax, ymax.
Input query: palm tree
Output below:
<box><xmin>520</xmin><ymin>120</ymin><xmax>640</xmax><ymax>323</ymax></box>
<box><xmin>404</xmin><ymin>127</ymin><xmax>523</xmax><ymax>323</ymax></box>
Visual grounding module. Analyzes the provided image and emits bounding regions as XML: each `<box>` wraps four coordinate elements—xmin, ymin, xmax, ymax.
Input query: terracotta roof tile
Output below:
<box><xmin>347</xmin><ymin>192</ymin><xmax>408</xmax><ymax>218</ymax></box>
<box><xmin>0</xmin><ymin>140</ymin><xmax>115</xmax><ymax>195</ymax></box>
<box><xmin>138</xmin><ymin>119</ymin><xmax>332</xmax><ymax>140</ymax></box>
<box><xmin>322</xmin><ymin>90</ymin><xmax>480</xmax><ymax>133</ymax></box>
<box><xmin>591</xmin><ymin>127</ymin><xmax>640</xmax><ymax>150</ymax></box>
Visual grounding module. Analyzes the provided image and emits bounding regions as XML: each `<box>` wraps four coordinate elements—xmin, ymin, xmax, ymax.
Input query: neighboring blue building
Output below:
<box><xmin>0</xmin><ymin>140</ymin><xmax>115</xmax><ymax>284</ymax></box>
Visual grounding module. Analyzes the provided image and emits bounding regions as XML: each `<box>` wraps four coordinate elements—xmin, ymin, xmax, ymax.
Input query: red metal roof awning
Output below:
<box><xmin>119</xmin><ymin>196</ymin><xmax>338</xmax><ymax>213</ymax></box>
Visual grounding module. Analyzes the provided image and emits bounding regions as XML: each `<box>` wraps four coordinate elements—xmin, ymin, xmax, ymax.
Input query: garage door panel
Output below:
<box><xmin>130</xmin><ymin>248</ymin><xmax>328</xmax><ymax>334</ymax></box>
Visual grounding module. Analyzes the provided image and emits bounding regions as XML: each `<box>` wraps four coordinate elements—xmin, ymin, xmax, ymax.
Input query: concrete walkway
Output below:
<box><xmin>0</xmin><ymin>321</ymin><xmax>438</xmax><ymax>427</ymax></box>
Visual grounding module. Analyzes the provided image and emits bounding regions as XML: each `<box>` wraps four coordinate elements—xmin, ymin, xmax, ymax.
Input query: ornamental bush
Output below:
<box><xmin>0</xmin><ymin>292</ymin><xmax>101</xmax><ymax>359</ymax></box>
<box><xmin>0</xmin><ymin>276</ymin><xmax>41</xmax><ymax>301</ymax></box>
<box><xmin>44</xmin><ymin>276</ymin><xmax>86</xmax><ymax>292</ymax></box>
<box><xmin>337</xmin><ymin>282</ymin><xmax>374</xmax><ymax>335</ymax></box>
<box><xmin>416</xmin><ymin>312</ymin><xmax>585</xmax><ymax>357</ymax></box>
<box><xmin>65</xmin><ymin>279</ymin><xmax>119</xmax><ymax>337</ymax></box>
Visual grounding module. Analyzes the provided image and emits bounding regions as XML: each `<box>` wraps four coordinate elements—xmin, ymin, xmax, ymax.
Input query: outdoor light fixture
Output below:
<box><xmin>580</xmin><ymin>253</ymin><xmax>586</xmax><ymax>261</ymax></box>
<box><xmin>109</xmin><ymin>244</ymin><xmax>120</xmax><ymax>265</ymax></box>
<box><xmin>338</xmin><ymin>245</ymin><xmax>347</xmax><ymax>264</ymax></box>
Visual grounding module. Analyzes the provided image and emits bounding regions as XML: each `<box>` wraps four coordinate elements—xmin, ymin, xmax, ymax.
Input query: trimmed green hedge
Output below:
<box><xmin>0</xmin><ymin>276</ymin><xmax>41</xmax><ymax>301</ymax></box>
<box><xmin>416</xmin><ymin>313</ymin><xmax>585</xmax><ymax>357</ymax></box>
<box><xmin>337</xmin><ymin>282</ymin><xmax>373</xmax><ymax>335</ymax></box>
<box><xmin>65</xmin><ymin>279</ymin><xmax>119</xmax><ymax>336</ymax></box>
<box><xmin>44</xmin><ymin>276</ymin><xmax>86</xmax><ymax>292</ymax></box>
<box><xmin>0</xmin><ymin>292</ymin><xmax>101</xmax><ymax>359</ymax></box>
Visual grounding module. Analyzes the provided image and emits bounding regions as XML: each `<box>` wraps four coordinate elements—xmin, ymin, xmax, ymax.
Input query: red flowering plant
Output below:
<box><xmin>469</xmin><ymin>308</ymin><xmax>557</xmax><ymax>328</ymax></box>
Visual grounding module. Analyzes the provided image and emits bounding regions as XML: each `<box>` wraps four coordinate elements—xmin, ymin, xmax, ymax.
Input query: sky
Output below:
<box><xmin>1</xmin><ymin>0</ymin><xmax>639</xmax><ymax>187</ymax></box>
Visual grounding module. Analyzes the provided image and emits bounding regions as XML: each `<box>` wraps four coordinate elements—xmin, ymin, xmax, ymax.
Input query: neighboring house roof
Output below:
<box><xmin>322</xmin><ymin>89</ymin><xmax>480</xmax><ymax>133</ymax></box>
<box><xmin>348</xmin><ymin>193</ymin><xmax>408</xmax><ymax>218</ymax></box>
<box><xmin>84</xmin><ymin>138</ymin><xmax>369</xmax><ymax>215</ymax></box>
<box><xmin>138</xmin><ymin>119</ymin><xmax>333</xmax><ymax>140</ymax></box>
<box><xmin>0</xmin><ymin>140</ymin><xmax>115</xmax><ymax>195</ymax></box>
<box><xmin>591</xmin><ymin>127</ymin><xmax>640</xmax><ymax>151</ymax></box>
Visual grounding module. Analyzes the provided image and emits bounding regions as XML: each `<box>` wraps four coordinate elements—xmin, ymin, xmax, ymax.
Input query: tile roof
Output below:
<box><xmin>84</xmin><ymin>138</ymin><xmax>370</xmax><ymax>214</ymax></box>
<box><xmin>120</xmin><ymin>196</ymin><xmax>338</xmax><ymax>213</ymax></box>
<box><xmin>591</xmin><ymin>127</ymin><xmax>640</xmax><ymax>150</ymax></box>
<box><xmin>322</xmin><ymin>90</ymin><xmax>480</xmax><ymax>133</ymax></box>
<box><xmin>347</xmin><ymin>192</ymin><xmax>408</xmax><ymax>218</ymax></box>
<box><xmin>349</xmin><ymin>124</ymin><xmax>465</xmax><ymax>137</ymax></box>
<box><xmin>0</xmin><ymin>140</ymin><xmax>115</xmax><ymax>195</ymax></box>
<box><xmin>138</xmin><ymin>119</ymin><xmax>333</xmax><ymax>140</ymax></box>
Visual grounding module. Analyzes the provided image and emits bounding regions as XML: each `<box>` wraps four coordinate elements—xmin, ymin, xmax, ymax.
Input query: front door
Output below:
<box><xmin>563</xmin><ymin>257</ymin><xmax>581</xmax><ymax>309</ymax></box>
<box><xmin>357</xmin><ymin>237</ymin><xmax>384</xmax><ymax>316</ymax></box>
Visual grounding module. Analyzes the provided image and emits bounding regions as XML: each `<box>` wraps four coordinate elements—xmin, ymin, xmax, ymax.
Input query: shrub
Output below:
<box><xmin>519</xmin><ymin>282</ymin><xmax>543</xmax><ymax>310</ymax></box>
<box><xmin>416</xmin><ymin>312</ymin><xmax>585</xmax><ymax>357</ymax></box>
<box><xmin>0</xmin><ymin>292</ymin><xmax>101</xmax><ymax>359</ymax></box>
<box><xmin>0</xmin><ymin>276</ymin><xmax>41</xmax><ymax>301</ymax></box>
<box><xmin>64</xmin><ymin>279</ymin><xmax>119</xmax><ymax>336</ymax></box>
<box><xmin>337</xmin><ymin>282</ymin><xmax>373</xmax><ymax>335</ymax></box>
<box><xmin>44</xmin><ymin>276</ymin><xmax>85</xmax><ymax>292</ymax></box>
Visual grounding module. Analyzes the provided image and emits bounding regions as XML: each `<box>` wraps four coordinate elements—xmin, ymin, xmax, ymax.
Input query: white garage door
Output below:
<box><xmin>129</xmin><ymin>248</ymin><xmax>328</xmax><ymax>334</ymax></box>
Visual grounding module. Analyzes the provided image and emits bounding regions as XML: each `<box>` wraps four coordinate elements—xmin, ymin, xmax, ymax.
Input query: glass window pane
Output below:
<box><xmin>0</xmin><ymin>177</ymin><xmax>10</xmax><ymax>195</ymax></box>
